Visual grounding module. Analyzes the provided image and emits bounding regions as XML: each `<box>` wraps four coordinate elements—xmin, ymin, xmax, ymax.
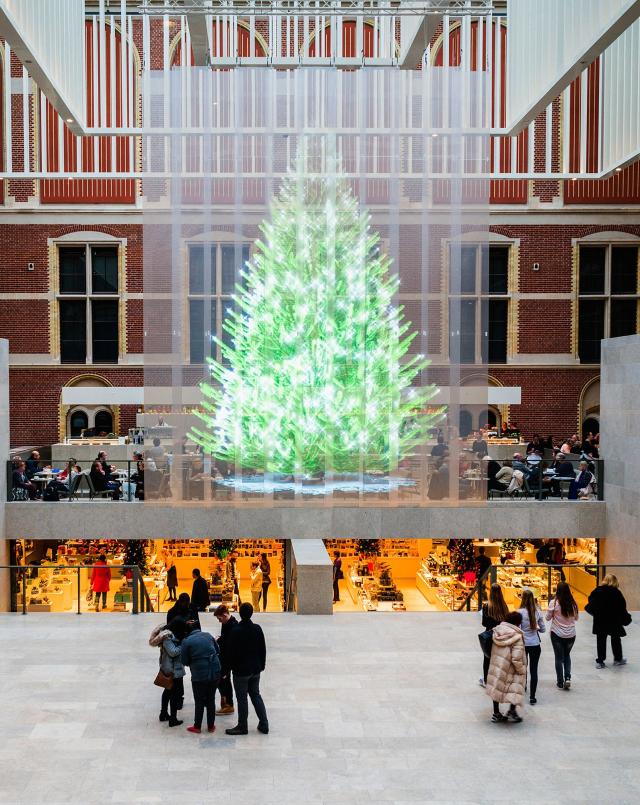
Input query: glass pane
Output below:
<box><xmin>189</xmin><ymin>299</ymin><xmax>204</xmax><ymax>364</ymax></box>
<box><xmin>611</xmin><ymin>247</ymin><xmax>638</xmax><ymax>294</ymax></box>
<box><xmin>94</xmin><ymin>410</ymin><xmax>113</xmax><ymax>433</ymax></box>
<box><xmin>450</xmin><ymin>299</ymin><xmax>476</xmax><ymax>364</ymax></box>
<box><xmin>578</xmin><ymin>299</ymin><xmax>605</xmax><ymax>363</ymax></box>
<box><xmin>189</xmin><ymin>245</ymin><xmax>216</xmax><ymax>294</ymax></box>
<box><xmin>579</xmin><ymin>247</ymin><xmax>606</xmax><ymax>295</ymax></box>
<box><xmin>59</xmin><ymin>247</ymin><xmax>86</xmax><ymax>294</ymax></box>
<box><xmin>91</xmin><ymin>300</ymin><xmax>118</xmax><ymax>363</ymax></box>
<box><xmin>59</xmin><ymin>300</ymin><xmax>86</xmax><ymax>363</ymax></box>
<box><xmin>488</xmin><ymin>247</ymin><xmax>509</xmax><ymax>295</ymax></box>
<box><xmin>221</xmin><ymin>300</ymin><xmax>235</xmax><ymax>364</ymax></box>
<box><xmin>450</xmin><ymin>245</ymin><xmax>477</xmax><ymax>294</ymax></box>
<box><xmin>610</xmin><ymin>299</ymin><xmax>637</xmax><ymax>338</ymax></box>
<box><xmin>221</xmin><ymin>244</ymin><xmax>250</xmax><ymax>294</ymax></box>
<box><xmin>91</xmin><ymin>247</ymin><xmax>118</xmax><ymax>293</ymax></box>
<box><xmin>487</xmin><ymin>299</ymin><xmax>508</xmax><ymax>363</ymax></box>
<box><xmin>70</xmin><ymin>410</ymin><xmax>88</xmax><ymax>437</ymax></box>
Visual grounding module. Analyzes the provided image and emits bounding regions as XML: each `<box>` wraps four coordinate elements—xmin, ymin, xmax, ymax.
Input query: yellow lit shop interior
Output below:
<box><xmin>325</xmin><ymin>538</ymin><xmax>598</xmax><ymax>612</ymax></box>
<box><xmin>11</xmin><ymin>539</ymin><xmax>285</xmax><ymax>614</ymax></box>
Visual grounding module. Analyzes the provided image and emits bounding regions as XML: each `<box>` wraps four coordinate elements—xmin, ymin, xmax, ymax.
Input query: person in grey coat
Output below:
<box><xmin>181</xmin><ymin>625</ymin><xmax>222</xmax><ymax>734</ymax></box>
<box><xmin>150</xmin><ymin>617</ymin><xmax>187</xmax><ymax>727</ymax></box>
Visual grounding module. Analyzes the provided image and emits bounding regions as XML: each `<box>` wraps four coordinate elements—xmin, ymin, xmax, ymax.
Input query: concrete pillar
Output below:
<box><xmin>0</xmin><ymin>339</ymin><xmax>10</xmax><ymax>611</ymax></box>
<box><xmin>290</xmin><ymin>539</ymin><xmax>333</xmax><ymax>615</ymax></box>
<box><xmin>601</xmin><ymin>335</ymin><xmax>640</xmax><ymax>608</ymax></box>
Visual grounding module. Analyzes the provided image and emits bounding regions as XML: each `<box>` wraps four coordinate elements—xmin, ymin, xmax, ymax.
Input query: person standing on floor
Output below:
<box><xmin>485</xmin><ymin>611</ymin><xmax>526</xmax><ymax>723</ymax></box>
<box><xmin>181</xmin><ymin>623</ymin><xmax>222</xmax><ymax>734</ymax></box>
<box><xmin>166</xmin><ymin>561</ymin><xmax>178</xmax><ymax>602</ymax></box>
<box><xmin>191</xmin><ymin>568</ymin><xmax>210</xmax><ymax>612</ymax></box>
<box><xmin>585</xmin><ymin>574</ymin><xmax>631</xmax><ymax>669</ymax></box>
<box><xmin>225</xmin><ymin>602</ymin><xmax>269</xmax><ymax>736</ymax></box>
<box><xmin>546</xmin><ymin>581</ymin><xmax>579</xmax><ymax>690</ymax></box>
<box><xmin>150</xmin><ymin>617</ymin><xmax>187</xmax><ymax>728</ymax></box>
<box><xmin>260</xmin><ymin>553</ymin><xmax>272</xmax><ymax>612</ymax></box>
<box><xmin>517</xmin><ymin>588</ymin><xmax>546</xmax><ymax>704</ymax></box>
<box><xmin>90</xmin><ymin>553</ymin><xmax>111</xmax><ymax>612</ymax></box>
<box><xmin>166</xmin><ymin>592</ymin><xmax>200</xmax><ymax>629</ymax></box>
<box><xmin>228</xmin><ymin>553</ymin><xmax>241</xmax><ymax>605</ymax></box>
<box><xmin>479</xmin><ymin>583</ymin><xmax>509</xmax><ymax>687</ymax></box>
<box><xmin>214</xmin><ymin>604</ymin><xmax>238</xmax><ymax>715</ymax></box>
<box><xmin>333</xmin><ymin>552</ymin><xmax>343</xmax><ymax>603</ymax></box>
<box><xmin>250</xmin><ymin>561</ymin><xmax>263</xmax><ymax>610</ymax></box>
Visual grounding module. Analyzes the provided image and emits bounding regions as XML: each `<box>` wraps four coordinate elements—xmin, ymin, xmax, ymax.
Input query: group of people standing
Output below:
<box><xmin>480</xmin><ymin>575</ymin><xmax>631</xmax><ymax>722</ymax></box>
<box><xmin>150</xmin><ymin>601</ymin><xmax>269</xmax><ymax>736</ymax></box>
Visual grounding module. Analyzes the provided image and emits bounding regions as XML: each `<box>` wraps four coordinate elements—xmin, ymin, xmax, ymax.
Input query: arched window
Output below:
<box><xmin>172</xmin><ymin>21</ymin><xmax>266</xmax><ymax>65</ymax></box>
<box><xmin>69</xmin><ymin>409</ymin><xmax>89</xmax><ymax>437</ymax></box>
<box><xmin>309</xmin><ymin>20</ymin><xmax>377</xmax><ymax>58</ymax></box>
<box><xmin>94</xmin><ymin>410</ymin><xmax>114</xmax><ymax>435</ymax></box>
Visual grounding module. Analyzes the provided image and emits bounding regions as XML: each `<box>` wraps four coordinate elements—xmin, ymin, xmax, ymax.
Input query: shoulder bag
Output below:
<box><xmin>154</xmin><ymin>669</ymin><xmax>174</xmax><ymax>689</ymax></box>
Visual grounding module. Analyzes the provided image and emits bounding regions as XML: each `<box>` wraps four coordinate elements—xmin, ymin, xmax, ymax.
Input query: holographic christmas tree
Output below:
<box><xmin>189</xmin><ymin>158</ymin><xmax>442</xmax><ymax>475</ymax></box>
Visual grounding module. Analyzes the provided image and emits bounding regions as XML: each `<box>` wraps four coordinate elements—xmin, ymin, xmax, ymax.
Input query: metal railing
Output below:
<box><xmin>458</xmin><ymin>562</ymin><xmax>635</xmax><ymax>612</ymax></box>
<box><xmin>2</xmin><ymin>564</ymin><xmax>154</xmax><ymax>614</ymax></box>
<box><xmin>5</xmin><ymin>455</ymin><xmax>605</xmax><ymax>503</ymax></box>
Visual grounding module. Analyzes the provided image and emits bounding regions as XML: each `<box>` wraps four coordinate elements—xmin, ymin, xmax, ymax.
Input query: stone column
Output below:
<box><xmin>0</xmin><ymin>339</ymin><xmax>10</xmax><ymax>611</ymax></box>
<box><xmin>601</xmin><ymin>334</ymin><xmax>640</xmax><ymax>608</ymax></box>
<box><xmin>290</xmin><ymin>539</ymin><xmax>333</xmax><ymax>615</ymax></box>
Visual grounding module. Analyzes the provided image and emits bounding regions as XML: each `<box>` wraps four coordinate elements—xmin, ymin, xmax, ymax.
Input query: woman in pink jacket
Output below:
<box><xmin>91</xmin><ymin>554</ymin><xmax>112</xmax><ymax>612</ymax></box>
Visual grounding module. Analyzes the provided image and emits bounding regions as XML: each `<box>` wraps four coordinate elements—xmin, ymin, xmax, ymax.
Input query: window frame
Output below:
<box><xmin>187</xmin><ymin>241</ymin><xmax>251</xmax><ymax>366</ymax></box>
<box><xmin>448</xmin><ymin>242</ymin><xmax>511</xmax><ymax>365</ymax></box>
<box><xmin>57</xmin><ymin>243</ymin><xmax>121</xmax><ymax>365</ymax></box>
<box><xmin>577</xmin><ymin>242</ymin><xmax>640</xmax><ymax>364</ymax></box>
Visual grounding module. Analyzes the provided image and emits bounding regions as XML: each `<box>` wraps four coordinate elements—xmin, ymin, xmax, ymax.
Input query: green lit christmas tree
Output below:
<box><xmin>190</xmin><ymin>157</ymin><xmax>442</xmax><ymax>475</ymax></box>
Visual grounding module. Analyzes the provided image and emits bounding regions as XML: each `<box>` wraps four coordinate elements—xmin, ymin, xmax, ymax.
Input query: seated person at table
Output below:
<box><xmin>569</xmin><ymin>460</ymin><xmax>595</xmax><ymax>500</ymax></box>
<box><xmin>44</xmin><ymin>459</ymin><xmax>81</xmax><ymax>498</ymax></box>
<box><xmin>526</xmin><ymin>434</ymin><xmax>544</xmax><ymax>456</ymax></box>
<box><xmin>512</xmin><ymin>453</ymin><xmax>532</xmax><ymax>480</ymax></box>
<box><xmin>12</xmin><ymin>460</ymin><xmax>38</xmax><ymax>499</ymax></box>
<box><xmin>430</xmin><ymin>434</ymin><xmax>447</xmax><ymax>458</ymax></box>
<box><xmin>489</xmin><ymin>460</ymin><xmax>513</xmax><ymax>494</ymax></box>
<box><xmin>90</xmin><ymin>460</ymin><xmax>121</xmax><ymax>500</ymax></box>
<box><xmin>544</xmin><ymin>454</ymin><xmax>575</xmax><ymax>496</ymax></box>
<box><xmin>148</xmin><ymin>438</ymin><xmax>167</xmax><ymax>469</ymax></box>
<box><xmin>97</xmin><ymin>451</ymin><xmax>117</xmax><ymax>481</ymax></box>
<box><xmin>130</xmin><ymin>452</ymin><xmax>145</xmax><ymax>500</ymax></box>
<box><xmin>188</xmin><ymin>457</ymin><xmax>205</xmax><ymax>500</ymax></box>
<box><xmin>25</xmin><ymin>450</ymin><xmax>41</xmax><ymax>480</ymax></box>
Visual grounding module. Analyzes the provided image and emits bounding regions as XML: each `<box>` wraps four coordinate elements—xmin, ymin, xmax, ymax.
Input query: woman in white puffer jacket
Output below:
<box><xmin>485</xmin><ymin>610</ymin><xmax>527</xmax><ymax>723</ymax></box>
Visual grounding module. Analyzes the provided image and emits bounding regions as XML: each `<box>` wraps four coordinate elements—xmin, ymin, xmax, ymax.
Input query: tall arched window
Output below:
<box><xmin>94</xmin><ymin>410</ymin><xmax>114</xmax><ymax>434</ymax></box>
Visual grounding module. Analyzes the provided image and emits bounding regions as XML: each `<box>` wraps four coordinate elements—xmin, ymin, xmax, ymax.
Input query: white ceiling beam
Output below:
<box><xmin>185</xmin><ymin>1</ymin><xmax>211</xmax><ymax>65</ymax></box>
<box><xmin>398</xmin><ymin>13</ymin><xmax>441</xmax><ymax>69</ymax></box>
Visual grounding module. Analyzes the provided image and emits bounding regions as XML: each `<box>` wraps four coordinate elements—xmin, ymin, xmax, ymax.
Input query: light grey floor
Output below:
<box><xmin>1</xmin><ymin>612</ymin><xmax>639</xmax><ymax>804</ymax></box>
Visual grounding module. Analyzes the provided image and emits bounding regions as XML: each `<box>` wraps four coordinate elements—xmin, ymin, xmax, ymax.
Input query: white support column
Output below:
<box><xmin>290</xmin><ymin>539</ymin><xmax>333</xmax><ymax>615</ymax></box>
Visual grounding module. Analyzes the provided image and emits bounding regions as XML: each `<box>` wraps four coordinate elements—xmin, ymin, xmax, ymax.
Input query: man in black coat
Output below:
<box><xmin>214</xmin><ymin>604</ymin><xmax>238</xmax><ymax>714</ymax></box>
<box><xmin>166</xmin><ymin>592</ymin><xmax>200</xmax><ymax>629</ymax></box>
<box><xmin>225</xmin><ymin>602</ymin><xmax>269</xmax><ymax>736</ymax></box>
<box><xmin>586</xmin><ymin>577</ymin><xmax>631</xmax><ymax>668</ymax></box>
<box><xmin>191</xmin><ymin>568</ymin><xmax>210</xmax><ymax>612</ymax></box>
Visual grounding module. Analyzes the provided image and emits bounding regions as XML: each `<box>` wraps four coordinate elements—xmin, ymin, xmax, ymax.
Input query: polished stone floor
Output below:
<box><xmin>0</xmin><ymin>611</ymin><xmax>639</xmax><ymax>804</ymax></box>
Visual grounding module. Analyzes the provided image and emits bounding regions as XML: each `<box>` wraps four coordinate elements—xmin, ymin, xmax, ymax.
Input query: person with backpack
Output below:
<box><xmin>546</xmin><ymin>582</ymin><xmax>579</xmax><ymax>689</ymax></box>
<box><xmin>485</xmin><ymin>611</ymin><xmax>527</xmax><ymax>723</ymax></box>
<box><xmin>181</xmin><ymin>623</ymin><xmax>222</xmax><ymax>734</ymax></box>
<box><xmin>517</xmin><ymin>588</ymin><xmax>546</xmax><ymax>704</ymax></box>
<box><xmin>479</xmin><ymin>583</ymin><xmax>509</xmax><ymax>687</ymax></box>
<box><xmin>585</xmin><ymin>574</ymin><xmax>631</xmax><ymax>669</ymax></box>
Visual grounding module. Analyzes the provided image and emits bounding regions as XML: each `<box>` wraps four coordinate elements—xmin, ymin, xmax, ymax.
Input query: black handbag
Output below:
<box><xmin>623</xmin><ymin>611</ymin><xmax>632</xmax><ymax>626</ymax></box>
<box><xmin>478</xmin><ymin>629</ymin><xmax>493</xmax><ymax>659</ymax></box>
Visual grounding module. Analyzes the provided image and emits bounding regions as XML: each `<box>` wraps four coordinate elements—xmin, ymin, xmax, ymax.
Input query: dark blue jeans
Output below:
<box><xmin>550</xmin><ymin>632</ymin><xmax>575</xmax><ymax>685</ymax></box>
<box><xmin>233</xmin><ymin>672</ymin><xmax>268</xmax><ymax>730</ymax></box>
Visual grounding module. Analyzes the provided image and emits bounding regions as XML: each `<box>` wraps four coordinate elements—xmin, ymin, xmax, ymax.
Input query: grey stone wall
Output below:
<box><xmin>290</xmin><ymin>539</ymin><xmax>333</xmax><ymax>615</ymax></box>
<box><xmin>5</xmin><ymin>499</ymin><xmax>606</xmax><ymax>541</ymax></box>
<box><xmin>601</xmin><ymin>334</ymin><xmax>640</xmax><ymax>607</ymax></box>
